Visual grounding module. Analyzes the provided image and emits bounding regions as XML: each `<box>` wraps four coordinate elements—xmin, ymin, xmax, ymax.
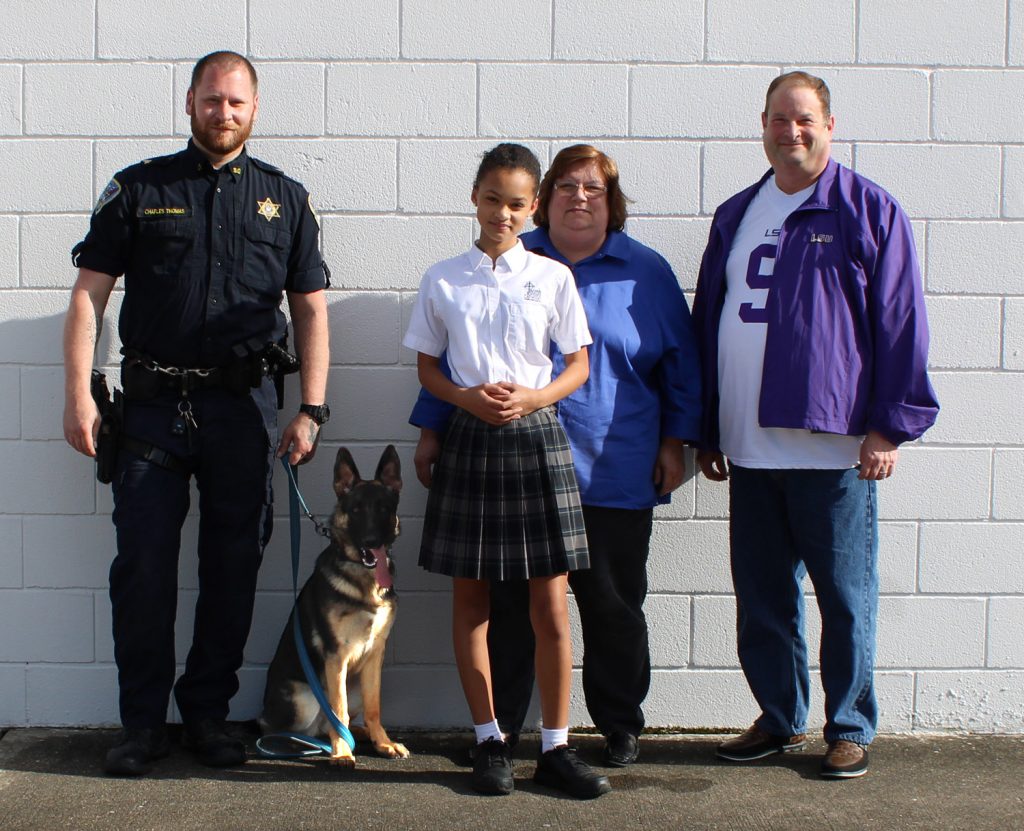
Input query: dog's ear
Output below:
<box><xmin>375</xmin><ymin>444</ymin><xmax>403</xmax><ymax>493</ymax></box>
<box><xmin>334</xmin><ymin>448</ymin><xmax>361</xmax><ymax>497</ymax></box>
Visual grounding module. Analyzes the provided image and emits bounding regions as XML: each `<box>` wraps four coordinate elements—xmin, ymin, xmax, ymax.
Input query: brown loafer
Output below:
<box><xmin>821</xmin><ymin>740</ymin><xmax>869</xmax><ymax>779</ymax></box>
<box><xmin>716</xmin><ymin>723</ymin><xmax>807</xmax><ymax>762</ymax></box>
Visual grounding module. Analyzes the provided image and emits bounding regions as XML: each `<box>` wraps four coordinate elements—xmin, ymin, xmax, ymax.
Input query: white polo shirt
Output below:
<box><xmin>403</xmin><ymin>241</ymin><xmax>592</xmax><ymax>390</ymax></box>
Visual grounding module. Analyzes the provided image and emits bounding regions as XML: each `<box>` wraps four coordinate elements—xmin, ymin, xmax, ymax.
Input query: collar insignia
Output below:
<box><xmin>231</xmin><ymin>166</ymin><xmax>242</xmax><ymax>175</ymax></box>
<box><xmin>257</xmin><ymin>197</ymin><xmax>281</xmax><ymax>222</ymax></box>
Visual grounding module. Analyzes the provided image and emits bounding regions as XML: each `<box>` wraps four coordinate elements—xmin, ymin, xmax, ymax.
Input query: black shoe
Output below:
<box><xmin>534</xmin><ymin>745</ymin><xmax>612</xmax><ymax>799</ymax></box>
<box><xmin>603</xmin><ymin>731</ymin><xmax>639</xmax><ymax>767</ymax></box>
<box><xmin>181</xmin><ymin>719</ymin><xmax>247</xmax><ymax>767</ymax></box>
<box><xmin>471</xmin><ymin>738</ymin><xmax>514</xmax><ymax>795</ymax></box>
<box><xmin>104</xmin><ymin>727</ymin><xmax>170</xmax><ymax>777</ymax></box>
<box><xmin>466</xmin><ymin>732</ymin><xmax>519</xmax><ymax>764</ymax></box>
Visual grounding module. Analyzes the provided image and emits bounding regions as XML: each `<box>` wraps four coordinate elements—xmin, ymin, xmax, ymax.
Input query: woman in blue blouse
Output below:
<box><xmin>411</xmin><ymin>144</ymin><xmax>702</xmax><ymax>766</ymax></box>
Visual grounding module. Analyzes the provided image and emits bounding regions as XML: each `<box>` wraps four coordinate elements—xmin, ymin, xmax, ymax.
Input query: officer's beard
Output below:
<box><xmin>190</xmin><ymin>113</ymin><xmax>254</xmax><ymax>161</ymax></box>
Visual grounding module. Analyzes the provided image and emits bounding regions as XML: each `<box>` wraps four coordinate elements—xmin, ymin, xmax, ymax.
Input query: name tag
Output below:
<box><xmin>139</xmin><ymin>206</ymin><xmax>191</xmax><ymax>217</ymax></box>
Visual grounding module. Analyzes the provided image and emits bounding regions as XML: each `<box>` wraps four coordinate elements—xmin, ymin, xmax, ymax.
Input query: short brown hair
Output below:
<box><xmin>764</xmin><ymin>71</ymin><xmax>831</xmax><ymax>119</ymax></box>
<box><xmin>190</xmin><ymin>51</ymin><xmax>258</xmax><ymax>91</ymax></box>
<box><xmin>534</xmin><ymin>144</ymin><xmax>631</xmax><ymax>232</ymax></box>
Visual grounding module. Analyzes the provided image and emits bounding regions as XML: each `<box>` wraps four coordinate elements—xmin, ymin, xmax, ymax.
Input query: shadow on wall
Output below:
<box><xmin>0</xmin><ymin>292</ymin><xmax>473</xmax><ymax>727</ymax></box>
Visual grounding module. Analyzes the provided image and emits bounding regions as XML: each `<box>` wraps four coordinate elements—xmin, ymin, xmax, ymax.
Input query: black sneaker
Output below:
<box><xmin>181</xmin><ymin>719</ymin><xmax>247</xmax><ymax>767</ymax></box>
<box><xmin>471</xmin><ymin>738</ymin><xmax>514</xmax><ymax>795</ymax></box>
<box><xmin>466</xmin><ymin>732</ymin><xmax>519</xmax><ymax>764</ymax></box>
<box><xmin>534</xmin><ymin>745</ymin><xmax>611</xmax><ymax>799</ymax></box>
<box><xmin>603</xmin><ymin>731</ymin><xmax>640</xmax><ymax>767</ymax></box>
<box><xmin>104</xmin><ymin>726</ymin><xmax>170</xmax><ymax>777</ymax></box>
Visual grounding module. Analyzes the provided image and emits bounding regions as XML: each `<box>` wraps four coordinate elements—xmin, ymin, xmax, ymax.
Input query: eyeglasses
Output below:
<box><xmin>552</xmin><ymin>180</ymin><xmax>608</xmax><ymax>198</ymax></box>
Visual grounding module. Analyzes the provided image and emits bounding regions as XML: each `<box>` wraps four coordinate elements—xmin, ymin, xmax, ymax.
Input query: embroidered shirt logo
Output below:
<box><xmin>809</xmin><ymin>233</ymin><xmax>834</xmax><ymax>244</ymax></box>
<box><xmin>257</xmin><ymin>197</ymin><xmax>281</xmax><ymax>222</ymax></box>
<box><xmin>523</xmin><ymin>281</ymin><xmax>541</xmax><ymax>302</ymax></box>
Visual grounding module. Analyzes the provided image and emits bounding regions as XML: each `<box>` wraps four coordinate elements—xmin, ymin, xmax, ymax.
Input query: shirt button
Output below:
<box><xmin>210</xmin><ymin>298</ymin><xmax>218</xmax><ymax>305</ymax></box>
<box><xmin>216</xmin><ymin>187</ymin><xmax>222</xmax><ymax>193</ymax></box>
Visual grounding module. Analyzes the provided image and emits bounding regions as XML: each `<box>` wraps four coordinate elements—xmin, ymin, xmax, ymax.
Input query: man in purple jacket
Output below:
<box><xmin>693</xmin><ymin>71</ymin><xmax>938</xmax><ymax>779</ymax></box>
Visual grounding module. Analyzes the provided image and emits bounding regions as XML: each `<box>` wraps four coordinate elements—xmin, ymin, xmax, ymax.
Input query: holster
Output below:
<box><xmin>226</xmin><ymin>337</ymin><xmax>301</xmax><ymax>407</ymax></box>
<box><xmin>90</xmin><ymin>370</ymin><xmax>123</xmax><ymax>484</ymax></box>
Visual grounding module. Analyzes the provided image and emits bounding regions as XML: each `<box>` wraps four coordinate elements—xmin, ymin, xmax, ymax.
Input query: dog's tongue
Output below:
<box><xmin>372</xmin><ymin>548</ymin><xmax>392</xmax><ymax>589</ymax></box>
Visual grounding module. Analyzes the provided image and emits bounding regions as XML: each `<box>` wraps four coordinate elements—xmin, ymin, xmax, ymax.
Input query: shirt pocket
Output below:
<box><xmin>507</xmin><ymin>300</ymin><xmax>550</xmax><ymax>353</ymax></box>
<box><xmin>241</xmin><ymin>220</ymin><xmax>292</xmax><ymax>297</ymax></box>
<box><xmin>134</xmin><ymin>218</ymin><xmax>195</xmax><ymax>277</ymax></box>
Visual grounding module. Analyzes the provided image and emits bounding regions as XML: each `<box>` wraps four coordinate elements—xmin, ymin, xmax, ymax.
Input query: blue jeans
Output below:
<box><xmin>729</xmin><ymin>465</ymin><xmax>878</xmax><ymax>745</ymax></box>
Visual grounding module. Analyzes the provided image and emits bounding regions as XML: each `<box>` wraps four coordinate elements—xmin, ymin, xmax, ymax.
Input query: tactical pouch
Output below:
<box><xmin>220</xmin><ymin>358</ymin><xmax>255</xmax><ymax>396</ymax></box>
<box><xmin>121</xmin><ymin>359</ymin><xmax>162</xmax><ymax>400</ymax></box>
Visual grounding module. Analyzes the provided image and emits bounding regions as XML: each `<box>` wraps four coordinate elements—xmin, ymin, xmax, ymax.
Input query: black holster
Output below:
<box><xmin>226</xmin><ymin>337</ymin><xmax>301</xmax><ymax>407</ymax></box>
<box><xmin>90</xmin><ymin>370</ymin><xmax>123</xmax><ymax>484</ymax></box>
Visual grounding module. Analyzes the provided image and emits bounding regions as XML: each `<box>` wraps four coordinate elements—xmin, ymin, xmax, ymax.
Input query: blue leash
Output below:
<box><xmin>256</xmin><ymin>458</ymin><xmax>358</xmax><ymax>759</ymax></box>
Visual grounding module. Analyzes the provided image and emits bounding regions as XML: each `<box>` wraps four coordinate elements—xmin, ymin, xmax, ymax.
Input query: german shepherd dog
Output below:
<box><xmin>260</xmin><ymin>445</ymin><xmax>409</xmax><ymax>765</ymax></box>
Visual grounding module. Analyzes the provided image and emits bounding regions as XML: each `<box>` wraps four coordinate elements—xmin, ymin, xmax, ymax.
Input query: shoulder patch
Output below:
<box><xmin>94</xmin><ymin>178</ymin><xmax>122</xmax><ymax>215</ymax></box>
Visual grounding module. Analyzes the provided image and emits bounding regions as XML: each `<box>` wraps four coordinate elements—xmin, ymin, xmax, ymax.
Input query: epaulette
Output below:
<box><xmin>250</xmin><ymin>157</ymin><xmax>285</xmax><ymax>176</ymax></box>
<box><xmin>140</xmin><ymin>152</ymin><xmax>178</xmax><ymax>167</ymax></box>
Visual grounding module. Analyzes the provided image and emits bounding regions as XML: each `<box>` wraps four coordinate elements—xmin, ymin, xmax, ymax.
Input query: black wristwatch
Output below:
<box><xmin>299</xmin><ymin>403</ymin><xmax>331</xmax><ymax>426</ymax></box>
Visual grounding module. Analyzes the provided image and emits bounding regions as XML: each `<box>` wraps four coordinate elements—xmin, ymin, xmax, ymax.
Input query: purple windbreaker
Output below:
<box><xmin>692</xmin><ymin>159</ymin><xmax>939</xmax><ymax>451</ymax></box>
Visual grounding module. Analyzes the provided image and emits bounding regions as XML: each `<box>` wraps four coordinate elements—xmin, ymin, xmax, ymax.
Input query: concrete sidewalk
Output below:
<box><xmin>1</xmin><ymin>727</ymin><xmax>1022</xmax><ymax>830</ymax></box>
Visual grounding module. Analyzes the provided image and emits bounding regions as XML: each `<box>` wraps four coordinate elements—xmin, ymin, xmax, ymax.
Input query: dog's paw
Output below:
<box><xmin>375</xmin><ymin>742</ymin><xmax>411</xmax><ymax>759</ymax></box>
<box><xmin>328</xmin><ymin>755</ymin><xmax>357</xmax><ymax>769</ymax></box>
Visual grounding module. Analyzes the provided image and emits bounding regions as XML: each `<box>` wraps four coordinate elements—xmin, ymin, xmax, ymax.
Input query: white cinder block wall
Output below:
<box><xmin>0</xmin><ymin>0</ymin><xmax>1021</xmax><ymax>733</ymax></box>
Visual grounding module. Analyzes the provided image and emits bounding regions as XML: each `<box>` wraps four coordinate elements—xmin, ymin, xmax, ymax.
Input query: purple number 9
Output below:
<box><xmin>738</xmin><ymin>242</ymin><xmax>775</xmax><ymax>323</ymax></box>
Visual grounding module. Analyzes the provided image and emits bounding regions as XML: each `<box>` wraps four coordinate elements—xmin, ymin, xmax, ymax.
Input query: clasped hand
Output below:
<box><xmin>457</xmin><ymin>382</ymin><xmax>543</xmax><ymax>426</ymax></box>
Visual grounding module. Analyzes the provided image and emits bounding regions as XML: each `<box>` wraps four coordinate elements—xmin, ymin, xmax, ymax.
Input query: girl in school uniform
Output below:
<box><xmin>403</xmin><ymin>144</ymin><xmax>610</xmax><ymax>800</ymax></box>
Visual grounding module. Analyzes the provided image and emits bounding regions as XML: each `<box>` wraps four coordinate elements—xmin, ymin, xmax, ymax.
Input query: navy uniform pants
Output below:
<box><xmin>110</xmin><ymin>387</ymin><xmax>274</xmax><ymax>728</ymax></box>
<box><xmin>488</xmin><ymin>505</ymin><xmax>654</xmax><ymax>738</ymax></box>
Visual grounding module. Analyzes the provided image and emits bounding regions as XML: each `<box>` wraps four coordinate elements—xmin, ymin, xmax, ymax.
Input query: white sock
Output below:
<box><xmin>541</xmin><ymin>726</ymin><xmax>568</xmax><ymax>753</ymax></box>
<box><xmin>474</xmin><ymin>720</ymin><xmax>503</xmax><ymax>744</ymax></box>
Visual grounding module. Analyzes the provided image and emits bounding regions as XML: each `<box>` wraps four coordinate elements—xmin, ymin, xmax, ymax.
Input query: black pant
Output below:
<box><xmin>110</xmin><ymin>389</ymin><xmax>274</xmax><ymax>728</ymax></box>
<box><xmin>488</xmin><ymin>505</ymin><xmax>654</xmax><ymax>737</ymax></box>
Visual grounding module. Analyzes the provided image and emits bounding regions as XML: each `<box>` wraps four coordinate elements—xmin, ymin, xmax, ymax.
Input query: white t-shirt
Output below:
<box><xmin>718</xmin><ymin>175</ymin><xmax>862</xmax><ymax>469</ymax></box>
<box><xmin>403</xmin><ymin>241</ymin><xmax>592</xmax><ymax>390</ymax></box>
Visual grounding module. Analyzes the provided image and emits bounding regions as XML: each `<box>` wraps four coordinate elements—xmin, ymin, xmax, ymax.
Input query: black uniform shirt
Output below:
<box><xmin>72</xmin><ymin>140</ymin><xmax>329</xmax><ymax>368</ymax></box>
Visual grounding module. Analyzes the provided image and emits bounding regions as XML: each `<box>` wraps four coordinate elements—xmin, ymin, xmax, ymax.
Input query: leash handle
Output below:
<box><xmin>257</xmin><ymin>459</ymin><xmax>357</xmax><ymax>760</ymax></box>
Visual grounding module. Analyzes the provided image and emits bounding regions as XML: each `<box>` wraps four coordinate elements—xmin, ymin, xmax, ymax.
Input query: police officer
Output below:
<box><xmin>62</xmin><ymin>51</ymin><xmax>331</xmax><ymax>777</ymax></box>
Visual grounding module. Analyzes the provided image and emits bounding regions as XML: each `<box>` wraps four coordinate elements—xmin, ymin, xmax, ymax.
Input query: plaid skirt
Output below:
<box><xmin>419</xmin><ymin>407</ymin><xmax>590</xmax><ymax>580</ymax></box>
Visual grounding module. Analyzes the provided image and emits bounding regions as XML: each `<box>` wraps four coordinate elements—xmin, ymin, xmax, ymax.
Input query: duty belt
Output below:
<box><xmin>122</xmin><ymin>356</ymin><xmax>264</xmax><ymax>400</ymax></box>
